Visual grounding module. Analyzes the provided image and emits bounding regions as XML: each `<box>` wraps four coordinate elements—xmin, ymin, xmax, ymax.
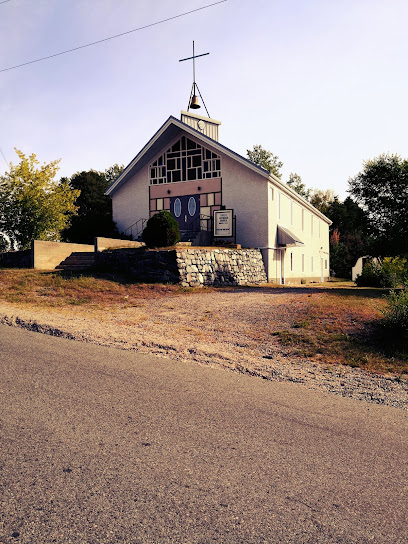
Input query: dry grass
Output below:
<box><xmin>269</xmin><ymin>290</ymin><xmax>408</xmax><ymax>376</ymax></box>
<box><xmin>0</xmin><ymin>269</ymin><xmax>406</xmax><ymax>377</ymax></box>
<box><xmin>0</xmin><ymin>269</ymin><xmax>201</xmax><ymax>308</ymax></box>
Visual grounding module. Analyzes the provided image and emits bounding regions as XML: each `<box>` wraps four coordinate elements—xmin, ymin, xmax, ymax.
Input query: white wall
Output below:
<box><xmin>266</xmin><ymin>183</ymin><xmax>330</xmax><ymax>283</ymax></box>
<box><xmin>221</xmin><ymin>154</ymin><xmax>269</xmax><ymax>249</ymax></box>
<box><xmin>112</xmin><ymin>167</ymin><xmax>150</xmax><ymax>237</ymax></box>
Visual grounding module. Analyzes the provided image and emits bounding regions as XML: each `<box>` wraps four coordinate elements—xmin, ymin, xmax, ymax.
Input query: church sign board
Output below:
<box><xmin>214</xmin><ymin>209</ymin><xmax>234</xmax><ymax>237</ymax></box>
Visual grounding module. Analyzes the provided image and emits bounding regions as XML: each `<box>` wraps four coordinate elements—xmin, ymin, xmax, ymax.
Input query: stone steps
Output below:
<box><xmin>56</xmin><ymin>252</ymin><xmax>95</xmax><ymax>271</ymax></box>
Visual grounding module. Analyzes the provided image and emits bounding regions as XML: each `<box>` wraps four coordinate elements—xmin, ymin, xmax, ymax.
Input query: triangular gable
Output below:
<box><xmin>105</xmin><ymin>116</ymin><xmax>270</xmax><ymax>196</ymax></box>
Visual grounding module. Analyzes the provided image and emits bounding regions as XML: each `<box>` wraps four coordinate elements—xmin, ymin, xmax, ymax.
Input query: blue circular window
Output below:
<box><xmin>173</xmin><ymin>198</ymin><xmax>181</xmax><ymax>217</ymax></box>
<box><xmin>188</xmin><ymin>196</ymin><xmax>197</xmax><ymax>216</ymax></box>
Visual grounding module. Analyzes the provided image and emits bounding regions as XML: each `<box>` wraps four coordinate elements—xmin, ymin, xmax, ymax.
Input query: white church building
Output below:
<box><xmin>105</xmin><ymin>110</ymin><xmax>331</xmax><ymax>284</ymax></box>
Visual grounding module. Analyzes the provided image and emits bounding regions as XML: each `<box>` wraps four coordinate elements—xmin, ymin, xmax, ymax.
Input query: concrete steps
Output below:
<box><xmin>56</xmin><ymin>252</ymin><xmax>95</xmax><ymax>271</ymax></box>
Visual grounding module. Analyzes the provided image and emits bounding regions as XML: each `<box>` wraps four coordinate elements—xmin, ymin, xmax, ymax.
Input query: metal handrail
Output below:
<box><xmin>124</xmin><ymin>218</ymin><xmax>148</xmax><ymax>239</ymax></box>
<box><xmin>185</xmin><ymin>214</ymin><xmax>212</xmax><ymax>236</ymax></box>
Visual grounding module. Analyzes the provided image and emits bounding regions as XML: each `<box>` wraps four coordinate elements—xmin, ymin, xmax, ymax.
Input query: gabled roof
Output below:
<box><xmin>105</xmin><ymin>115</ymin><xmax>270</xmax><ymax>196</ymax></box>
<box><xmin>105</xmin><ymin>115</ymin><xmax>331</xmax><ymax>224</ymax></box>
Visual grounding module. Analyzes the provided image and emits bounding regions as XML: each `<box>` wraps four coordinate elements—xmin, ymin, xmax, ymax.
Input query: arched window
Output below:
<box><xmin>173</xmin><ymin>198</ymin><xmax>182</xmax><ymax>217</ymax></box>
<box><xmin>188</xmin><ymin>197</ymin><xmax>197</xmax><ymax>216</ymax></box>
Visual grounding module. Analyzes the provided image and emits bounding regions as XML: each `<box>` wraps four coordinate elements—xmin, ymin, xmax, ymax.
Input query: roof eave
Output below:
<box><xmin>105</xmin><ymin>116</ymin><xmax>270</xmax><ymax>196</ymax></box>
<box><xmin>270</xmin><ymin>175</ymin><xmax>332</xmax><ymax>224</ymax></box>
<box><xmin>105</xmin><ymin>117</ymin><xmax>331</xmax><ymax>225</ymax></box>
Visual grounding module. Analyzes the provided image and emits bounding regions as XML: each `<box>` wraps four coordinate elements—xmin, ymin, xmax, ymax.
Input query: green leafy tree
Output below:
<box><xmin>104</xmin><ymin>163</ymin><xmax>124</xmax><ymax>187</ymax></box>
<box><xmin>0</xmin><ymin>233</ymin><xmax>9</xmax><ymax>252</ymax></box>
<box><xmin>348</xmin><ymin>153</ymin><xmax>408</xmax><ymax>255</ymax></box>
<box><xmin>287</xmin><ymin>172</ymin><xmax>311</xmax><ymax>199</ymax></box>
<box><xmin>246</xmin><ymin>145</ymin><xmax>283</xmax><ymax>177</ymax></box>
<box><xmin>326</xmin><ymin>196</ymin><xmax>368</xmax><ymax>236</ymax></box>
<box><xmin>325</xmin><ymin>197</ymin><xmax>370</xmax><ymax>278</ymax></box>
<box><xmin>309</xmin><ymin>188</ymin><xmax>336</xmax><ymax>214</ymax></box>
<box><xmin>62</xmin><ymin>164</ymin><xmax>123</xmax><ymax>244</ymax></box>
<box><xmin>0</xmin><ymin>149</ymin><xmax>79</xmax><ymax>249</ymax></box>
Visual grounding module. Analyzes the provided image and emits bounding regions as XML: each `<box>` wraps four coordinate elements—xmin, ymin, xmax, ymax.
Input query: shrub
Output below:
<box><xmin>142</xmin><ymin>211</ymin><xmax>181</xmax><ymax>248</ymax></box>
<box><xmin>380</xmin><ymin>289</ymin><xmax>408</xmax><ymax>348</ymax></box>
<box><xmin>355</xmin><ymin>257</ymin><xmax>408</xmax><ymax>288</ymax></box>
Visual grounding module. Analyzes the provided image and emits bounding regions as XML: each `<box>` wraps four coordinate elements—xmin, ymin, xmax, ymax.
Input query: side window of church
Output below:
<box><xmin>149</xmin><ymin>137</ymin><xmax>221</xmax><ymax>185</ymax></box>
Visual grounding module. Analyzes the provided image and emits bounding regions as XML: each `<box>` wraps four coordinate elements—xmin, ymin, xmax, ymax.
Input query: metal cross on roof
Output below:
<box><xmin>179</xmin><ymin>41</ymin><xmax>210</xmax><ymax>116</ymax></box>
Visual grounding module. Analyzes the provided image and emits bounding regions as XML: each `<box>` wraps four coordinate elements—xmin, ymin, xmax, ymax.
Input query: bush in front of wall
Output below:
<box><xmin>355</xmin><ymin>257</ymin><xmax>408</xmax><ymax>288</ymax></box>
<box><xmin>142</xmin><ymin>211</ymin><xmax>181</xmax><ymax>248</ymax></box>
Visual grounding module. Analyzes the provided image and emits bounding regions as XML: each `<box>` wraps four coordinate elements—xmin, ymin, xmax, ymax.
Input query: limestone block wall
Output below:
<box><xmin>97</xmin><ymin>247</ymin><xmax>267</xmax><ymax>287</ymax></box>
<box><xmin>176</xmin><ymin>248</ymin><xmax>267</xmax><ymax>287</ymax></box>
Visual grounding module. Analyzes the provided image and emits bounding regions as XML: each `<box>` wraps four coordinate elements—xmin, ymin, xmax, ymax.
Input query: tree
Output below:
<box><xmin>0</xmin><ymin>149</ymin><xmax>79</xmax><ymax>249</ymax></box>
<box><xmin>104</xmin><ymin>163</ymin><xmax>124</xmax><ymax>187</ymax></box>
<box><xmin>0</xmin><ymin>233</ymin><xmax>9</xmax><ymax>252</ymax></box>
<box><xmin>287</xmin><ymin>172</ymin><xmax>311</xmax><ymax>199</ymax></box>
<box><xmin>309</xmin><ymin>188</ymin><xmax>336</xmax><ymax>214</ymax></box>
<box><xmin>246</xmin><ymin>145</ymin><xmax>283</xmax><ymax>177</ymax></box>
<box><xmin>348</xmin><ymin>153</ymin><xmax>408</xmax><ymax>256</ymax></box>
<box><xmin>326</xmin><ymin>196</ymin><xmax>369</xmax><ymax>237</ymax></box>
<box><xmin>62</xmin><ymin>164</ymin><xmax>123</xmax><ymax>244</ymax></box>
<box><xmin>325</xmin><ymin>196</ymin><xmax>370</xmax><ymax>278</ymax></box>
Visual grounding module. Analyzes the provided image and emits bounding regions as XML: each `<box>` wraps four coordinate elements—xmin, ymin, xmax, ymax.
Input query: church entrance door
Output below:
<box><xmin>170</xmin><ymin>194</ymin><xmax>200</xmax><ymax>231</ymax></box>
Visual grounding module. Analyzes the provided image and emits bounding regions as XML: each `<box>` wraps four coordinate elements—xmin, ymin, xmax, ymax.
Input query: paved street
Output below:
<box><xmin>0</xmin><ymin>324</ymin><xmax>407</xmax><ymax>543</ymax></box>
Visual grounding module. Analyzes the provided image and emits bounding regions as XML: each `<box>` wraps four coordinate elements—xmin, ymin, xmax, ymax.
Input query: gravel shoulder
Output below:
<box><xmin>0</xmin><ymin>289</ymin><xmax>407</xmax><ymax>411</ymax></box>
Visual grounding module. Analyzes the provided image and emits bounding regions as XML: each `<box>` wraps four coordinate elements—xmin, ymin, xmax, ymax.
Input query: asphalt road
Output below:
<box><xmin>0</xmin><ymin>325</ymin><xmax>407</xmax><ymax>544</ymax></box>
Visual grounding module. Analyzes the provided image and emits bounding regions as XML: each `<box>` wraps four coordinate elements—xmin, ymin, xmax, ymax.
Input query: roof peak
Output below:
<box><xmin>180</xmin><ymin>110</ymin><xmax>221</xmax><ymax>141</ymax></box>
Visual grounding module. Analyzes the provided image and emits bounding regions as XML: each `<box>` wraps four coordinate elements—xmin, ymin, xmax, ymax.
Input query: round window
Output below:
<box><xmin>174</xmin><ymin>198</ymin><xmax>182</xmax><ymax>217</ymax></box>
<box><xmin>188</xmin><ymin>196</ymin><xmax>197</xmax><ymax>216</ymax></box>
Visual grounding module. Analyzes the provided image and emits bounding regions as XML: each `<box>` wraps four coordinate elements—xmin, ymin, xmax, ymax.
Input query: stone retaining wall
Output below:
<box><xmin>0</xmin><ymin>249</ymin><xmax>32</xmax><ymax>268</ymax></box>
<box><xmin>97</xmin><ymin>248</ymin><xmax>180</xmax><ymax>283</ymax></box>
<box><xmin>176</xmin><ymin>248</ymin><xmax>267</xmax><ymax>287</ymax></box>
<box><xmin>97</xmin><ymin>247</ymin><xmax>267</xmax><ymax>287</ymax></box>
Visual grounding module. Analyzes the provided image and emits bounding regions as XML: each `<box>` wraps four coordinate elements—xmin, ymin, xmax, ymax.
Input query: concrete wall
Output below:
<box><xmin>95</xmin><ymin>237</ymin><xmax>144</xmax><ymax>252</ymax></box>
<box><xmin>32</xmin><ymin>240</ymin><xmax>94</xmax><ymax>270</ymax></box>
<box><xmin>352</xmin><ymin>256</ymin><xmax>374</xmax><ymax>282</ymax></box>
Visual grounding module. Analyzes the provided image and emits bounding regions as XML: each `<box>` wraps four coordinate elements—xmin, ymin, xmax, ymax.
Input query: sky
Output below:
<box><xmin>1</xmin><ymin>0</ymin><xmax>407</xmax><ymax>200</ymax></box>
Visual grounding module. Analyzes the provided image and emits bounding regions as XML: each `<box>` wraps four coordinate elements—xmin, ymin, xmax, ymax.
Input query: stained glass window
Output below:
<box><xmin>149</xmin><ymin>137</ymin><xmax>221</xmax><ymax>185</ymax></box>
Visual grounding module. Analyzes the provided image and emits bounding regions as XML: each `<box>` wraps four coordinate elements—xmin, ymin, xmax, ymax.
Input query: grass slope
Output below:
<box><xmin>0</xmin><ymin>269</ymin><xmax>406</xmax><ymax>377</ymax></box>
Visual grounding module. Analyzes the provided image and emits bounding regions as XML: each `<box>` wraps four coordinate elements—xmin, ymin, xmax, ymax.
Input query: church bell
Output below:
<box><xmin>189</xmin><ymin>94</ymin><xmax>200</xmax><ymax>109</ymax></box>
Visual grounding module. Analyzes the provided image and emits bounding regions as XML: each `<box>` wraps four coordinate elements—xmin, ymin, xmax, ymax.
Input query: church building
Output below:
<box><xmin>105</xmin><ymin>108</ymin><xmax>331</xmax><ymax>284</ymax></box>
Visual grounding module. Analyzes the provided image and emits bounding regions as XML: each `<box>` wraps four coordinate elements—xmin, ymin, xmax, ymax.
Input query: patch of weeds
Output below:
<box><xmin>273</xmin><ymin>330</ymin><xmax>317</xmax><ymax>352</ymax></box>
<box><xmin>68</xmin><ymin>297</ymin><xmax>91</xmax><ymax>305</ymax></box>
<box><xmin>293</xmin><ymin>320</ymin><xmax>310</xmax><ymax>329</ymax></box>
<box><xmin>346</xmin><ymin>354</ymin><xmax>369</xmax><ymax>368</ymax></box>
